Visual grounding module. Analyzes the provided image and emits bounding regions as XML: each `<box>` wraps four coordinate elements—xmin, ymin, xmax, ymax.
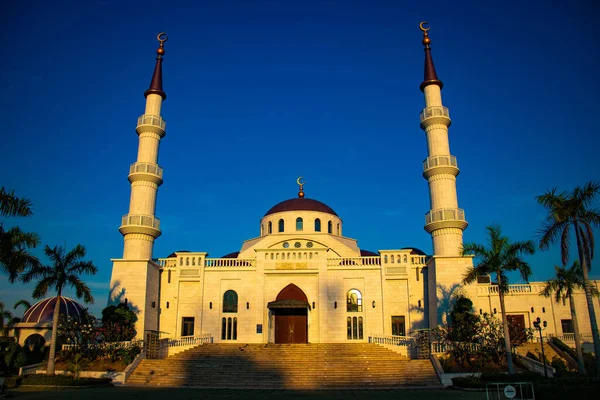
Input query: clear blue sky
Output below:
<box><xmin>1</xmin><ymin>0</ymin><xmax>599</xmax><ymax>316</ymax></box>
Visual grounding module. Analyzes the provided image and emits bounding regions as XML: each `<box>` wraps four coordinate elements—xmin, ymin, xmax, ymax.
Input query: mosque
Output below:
<box><xmin>102</xmin><ymin>26</ymin><xmax>600</xmax><ymax>348</ymax></box>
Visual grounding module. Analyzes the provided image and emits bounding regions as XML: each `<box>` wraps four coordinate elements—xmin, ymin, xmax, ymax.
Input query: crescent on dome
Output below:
<box><xmin>419</xmin><ymin>22</ymin><xmax>430</xmax><ymax>32</ymax></box>
<box><xmin>297</xmin><ymin>177</ymin><xmax>306</xmax><ymax>187</ymax></box>
<box><xmin>157</xmin><ymin>32</ymin><xmax>168</xmax><ymax>43</ymax></box>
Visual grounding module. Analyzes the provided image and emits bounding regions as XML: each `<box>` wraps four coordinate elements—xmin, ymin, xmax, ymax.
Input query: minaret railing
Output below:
<box><xmin>137</xmin><ymin>114</ymin><xmax>166</xmax><ymax>130</ymax></box>
<box><xmin>419</xmin><ymin>106</ymin><xmax>449</xmax><ymax>122</ymax></box>
<box><xmin>121</xmin><ymin>214</ymin><xmax>161</xmax><ymax>230</ymax></box>
<box><xmin>129</xmin><ymin>162</ymin><xmax>164</xmax><ymax>178</ymax></box>
<box><xmin>425</xmin><ymin>208</ymin><xmax>465</xmax><ymax>225</ymax></box>
<box><xmin>422</xmin><ymin>155</ymin><xmax>457</xmax><ymax>170</ymax></box>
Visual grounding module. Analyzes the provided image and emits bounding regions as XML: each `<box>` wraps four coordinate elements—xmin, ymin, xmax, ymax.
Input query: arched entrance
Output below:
<box><xmin>268</xmin><ymin>284</ymin><xmax>309</xmax><ymax>344</ymax></box>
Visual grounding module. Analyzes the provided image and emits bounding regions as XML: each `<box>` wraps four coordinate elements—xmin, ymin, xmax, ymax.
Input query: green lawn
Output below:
<box><xmin>8</xmin><ymin>386</ymin><xmax>484</xmax><ymax>400</ymax></box>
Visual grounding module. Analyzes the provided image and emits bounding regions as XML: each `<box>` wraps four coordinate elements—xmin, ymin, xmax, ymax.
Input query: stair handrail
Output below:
<box><xmin>166</xmin><ymin>333</ymin><xmax>213</xmax><ymax>348</ymax></box>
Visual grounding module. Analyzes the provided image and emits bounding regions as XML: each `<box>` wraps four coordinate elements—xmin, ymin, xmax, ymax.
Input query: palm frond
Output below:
<box><xmin>0</xmin><ymin>187</ymin><xmax>34</xmax><ymax>218</ymax></box>
<box><xmin>32</xmin><ymin>276</ymin><xmax>55</xmax><ymax>299</ymax></box>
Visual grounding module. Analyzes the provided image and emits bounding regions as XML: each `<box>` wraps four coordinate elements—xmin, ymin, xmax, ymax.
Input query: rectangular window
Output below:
<box><xmin>168</xmin><ymin>270</ymin><xmax>171</xmax><ymax>283</ymax></box>
<box><xmin>181</xmin><ymin>317</ymin><xmax>194</xmax><ymax>337</ymax></box>
<box><xmin>561</xmin><ymin>319</ymin><xmax>574</xmax><ymax>334</ymax></box>
<box><xmin>391</xmin><ymin>316</ymin><xmax>406</xmax><ymax>336</ymax></box>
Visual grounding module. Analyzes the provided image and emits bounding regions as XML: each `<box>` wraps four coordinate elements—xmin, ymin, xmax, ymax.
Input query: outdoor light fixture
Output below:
<box><xmin>247</xmin><ymin>302</ymin><xmax>250</xmax><ymax>309</ymax></box>
<box><xmin>531</xmin><ymin>307</ymin><xmax>535</xmax><ymax>313</ymax></box>
<box><xmin>313</xmin><ymin>302</ymin><xmax>316</xmax><ymax>309</ymax></box>
<box><xmin>210</xmin><ymin>302</ymin><xmax>212</xmax><ymax>309</ymax></box>
<box><xmin>372</xmin><ymin>301</ymin><xmax>376</xmax><ymax>308</ymax></box>
<box><xmin>151</xmin><ymin>301</ymin><xmax>156</xmax><ymax>308</ymax></box>
<box><xmin>533</xmin><ymin>317</ymin><xmax>549</xmax><ymax>378</ymax></box>
<box><xmin>334</xmin><ymin>301</ymin><xmax>337</xmax><ymax>309</ymax></box>
<box><xmin>542</xmin><ymin>307</ymin><xmax>546</xmax><ymax>313</ymax></box>
<box><xmin>166</xmin><ymin>301</ymin><xmax>169</xmax><ymax>309</ymax></box>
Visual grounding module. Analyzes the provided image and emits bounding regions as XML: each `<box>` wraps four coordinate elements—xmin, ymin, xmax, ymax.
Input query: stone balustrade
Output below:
<box><xmin>327</xmin><ymin>256</ymin><xmax>381</xmax><ymax>267</ymax></box>
<box><xmin>205</xmin><ymin>258</ymin><xmax>256</xmax><ymax>268</ymax></box>
<box><xmin>165</xmin><ymin>334</ymin><xmax>213</xmax><ymax>348</ymax></box>
<box><xmin>369</xmin><ymin>334</ymin><xmax>414</xmax><ymax>346</ymax></box>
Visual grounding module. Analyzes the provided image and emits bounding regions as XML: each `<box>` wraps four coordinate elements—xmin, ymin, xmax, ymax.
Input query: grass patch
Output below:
<box><xmin>4</xmin><ymin>374</ymin><xmax>111</xmax><ymax>388</ymax></box>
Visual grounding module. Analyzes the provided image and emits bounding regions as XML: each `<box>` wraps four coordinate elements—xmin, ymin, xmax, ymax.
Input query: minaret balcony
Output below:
<box><xmin>424</xmin><ymin>207</ymin><xmax>467</xmax><ymax>233</ymax></box>
<box><xmin>128</xmin><ymin>162</ymin><xmax>163</xmax><ymax>185</ymax></box>
<box><xmin>420</xmin><ymin>106</ymin><xmax>451</xmax><ymax>129</ymax></box>
<box><xmin>119</xmin><ymin>213</ymin><xmax>161</xmax><ymax>238</ymax></box>
<box><xmin>422</xmin><ymin>155</ymin><xmax>459</xmax><ymax>179</ymax></box>
<box><xmin>136</xmin><ymin>114</ymin><xmax>166</xmax><ymax>137</ymax></box>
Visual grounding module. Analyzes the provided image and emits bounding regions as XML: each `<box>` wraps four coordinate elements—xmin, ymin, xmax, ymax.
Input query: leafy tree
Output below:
<box><xmin>541</xmin><ymin>261</ymin><xmax>599</xmax><ymax>375</ymax></box>
<box><xmin>0</xmin><ymin>187</ymin><xmax>40</xmax><ymax>282</ymax></box>
<box><xmin>462</xmin><ymin>224</ymin><xmax>535</xmax><ymax>374</ymax></box>
<box><xmin>22</xmin><ymin>244</ymin><xmax>97</xmax><ymax>375</ymax></box>
<box><xmin>537</xmin><ymin>181</ymin><xmax>600</xmax><ymax>376</ymax></box>
<box><xmin>100</xmin><ymin>303</ymin><xmax>137</xmax><ymax>342</ymax></box>
<box><xmin>58</xmin><ymin>312</ymin><xmax>99</xmax><ymax>354</ymax></box>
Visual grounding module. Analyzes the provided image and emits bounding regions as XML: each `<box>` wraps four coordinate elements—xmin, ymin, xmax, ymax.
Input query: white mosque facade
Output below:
<box><xmin>106</xmin><ymin>28</ymin><xmax>600</xmax><ymax>347</ymax></box>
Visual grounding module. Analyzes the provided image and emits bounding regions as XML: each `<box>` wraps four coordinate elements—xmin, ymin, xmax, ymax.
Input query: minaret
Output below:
<box><xmin>119</xmin><ymin>33</ymin><xmax>168</xmax><ymax>260</ymax></box>
<box><xmin>109</xmin><ymin>33</ymin><xmax>168</xmax><ymax>338</ymax></box>
<box><xmin>418</xmin><ymin>22</ymin><xmax>467</xmax><ymax>256</ymax></box>
<box><xmin>418</xmin><ymin>23</ymin><xmax>472</xmax><ymax>329</ymax></box>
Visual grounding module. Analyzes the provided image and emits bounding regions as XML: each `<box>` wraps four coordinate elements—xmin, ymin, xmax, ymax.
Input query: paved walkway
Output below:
<box><xmin>8</xmin><ymin>386</ymin><xmax>484</xmax><ymax>399</ymax></box>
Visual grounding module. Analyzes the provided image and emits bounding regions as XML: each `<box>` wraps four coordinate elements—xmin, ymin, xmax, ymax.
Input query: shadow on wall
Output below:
<box><xmin>107</xmin><ymin>280</ymin><xmax>141</xmax><ymax>315</ymax></box>
<box><xmin>436</xmin><ymin>283</ymin><xmax>464</xmax><ymax>327</ymax></box>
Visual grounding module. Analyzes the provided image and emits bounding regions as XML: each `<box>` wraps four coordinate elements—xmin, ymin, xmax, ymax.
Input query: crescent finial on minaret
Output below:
<box><xmin>297</xmin><ymin>177</ymin><xmax>306</xmax><ymax>198</ymax></box>
<box><xmin>145</xmin><ymin>32</ymin><xmax>168</xmax><ymax>100</ymax></box>
<box><xmin>418</xmin><ymin>22</ymin><xmax>443</xmax><ymax>92</ymax></box>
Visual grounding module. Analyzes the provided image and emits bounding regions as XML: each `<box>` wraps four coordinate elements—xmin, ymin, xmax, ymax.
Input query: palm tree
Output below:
<box><xmin>0</xmin><ymin>302</ymin><xmax>17</xmax><ymax>337</ymax></box>
<box><xmin>13</xmin><ymin>299</ymin><xmax>31</xmax><ymax>313</ymax></box>
<box><xmin>537</xmin><ymin>181</ymin><xmax>600</xmax><ymax>376</ymax></box>
<box><xmin>22</xmin><ymin>244</ymin><xmax>97</xmax><ymax>375</ymax></box>
<box><xmin>541</xmin><ymin>261</ymin><xmax>599</xmax><ymax>375</ymax></box>
<box><xmin>0</xmin><ymin>187</ymin><xmax>41</xmax><ymax>282</ymax></box>
<box><xmin>462</xmin><ymin>224</ymin><xmax>535</xmax><ymax>375</ymax></box>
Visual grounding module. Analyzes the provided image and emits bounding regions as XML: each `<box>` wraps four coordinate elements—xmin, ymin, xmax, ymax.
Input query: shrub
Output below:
<box><xmin>551</xmin><ymin>356</ymin><xmax>568</xmax><ymax>376</ymax></box>
<box><xmin>66</xmin><ymin>353</ymin><xmax>90</xmax><ymax>379</ymax></box>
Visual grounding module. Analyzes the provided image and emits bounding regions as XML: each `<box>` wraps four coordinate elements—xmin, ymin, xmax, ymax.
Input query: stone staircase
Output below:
<box><xmin>126</xmin><ymin>343</ymin><xmax>440</xmax><ymax>389</ymax></box>
<box><xmin>516</xmin><ymin>342</ymin><xmax>570</xmax><ymax>366</ymax></box>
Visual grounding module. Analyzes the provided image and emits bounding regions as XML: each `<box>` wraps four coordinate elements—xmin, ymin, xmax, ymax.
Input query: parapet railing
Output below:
<box><xmin>205</xmin><ymin>258</ymin><xmax>256</xmax><ymax>267</ymax></box>
<box><xmin>423</xmin><ymin>155</ymin><xmax>457</xmax><ymax>171</ymax></box>
<box><xmin>121</xmin><ymin>214</ymin><xmax>161</xmax><ymax>230</ymax></box>
<box><xmin>327</xmin><ymin>256</ymin><xmax>381</xmax><ymax>267</ymax></box>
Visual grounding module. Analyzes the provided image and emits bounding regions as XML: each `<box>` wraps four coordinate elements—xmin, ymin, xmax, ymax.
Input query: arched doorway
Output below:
<box><xmin>268</xmin><ymin>284</ymin><xmax>309</xmax><ymax>344</ymax></box>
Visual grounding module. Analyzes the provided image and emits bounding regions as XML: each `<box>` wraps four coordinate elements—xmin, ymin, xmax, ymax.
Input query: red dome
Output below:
<box><xmin>265</xmin><ymin>198</ymin><xmax>338</xmax><ymax>217</ymax></box>
<box><xmin>21</xmin><ymin>296</ymin><xmax>86</xmax><ymax>324</ymax></box>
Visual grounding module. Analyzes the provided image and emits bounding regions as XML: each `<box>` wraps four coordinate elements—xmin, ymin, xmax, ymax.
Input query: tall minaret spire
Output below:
<box><xmin>119</xmin><ymin>33</ymin><xmax>168</xmax><ymax>260</ymax></box>
<box><xmin>418</xmin><ymin>22</ymin><xmax>467</xmax><ymax>257</ymax></box>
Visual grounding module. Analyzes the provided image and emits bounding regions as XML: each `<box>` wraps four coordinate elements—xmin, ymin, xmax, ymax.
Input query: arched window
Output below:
<box><xmin>328</xmin><ymin>221</ymin><xmax>332</xmax><ymax>234</ymax></box>
<box><xmin>268</xmin><ymin>221</ymin><xmax>272</xmax><ymax>234</ymax></box>
<box><xmin>391</xmin><ymin>255</ymin><xmax>394</xmax><ymax>263</ymax></box>
<box><xmin>397</xmin><ymin>255</ymin><xmax>400</xmax><ymax>263</ymax></box>
<box><xmin>315</xmin><ymin>218</ymin><xmax>321</xmax><ymax>232</ymax></box>
<box><xmin>186</xmin><ymin>257</ymin><xmax>189</xmax><ymax>266</ymax></box>
<box><xmin>346</xmin><ymin>289</ymin><xmax>362</xmax><ymax>312</ymax></box>
<box><xmin>384</xmin><ymin>255</ymin><xmax>388</xmax><ymax>263</ymax></box>
<box><xmin>223</xmin><ymin>290</ymin><xmax>238</xmax><ymax>313</ymax></box>
<box><xmin>337</xmin><ymin>223</ymin><xmax>340</xmax><ymax>235</ymax></box>
<box><xmin>278</xmin><ymin>219</ymin><xmax>285</xmax><ymax>232</ymax></box>
<box><xmin>296</xmin><ymin>217</ymin><xmax>303</xmax><ymax>231</ymax></box>
<box><xmin>192</xmin><ymin>257</ymin><xmax>195</xmax><ymax>266</ymax></box>
<box><xmin>261</xmin><ymin>224</ymin><xmax>264</xmax><ymax>236</ymax></box>
<box><xmin>179</xmin><ymin>257</ymin><xmax>183</xmax><ymax>266</ymax></box>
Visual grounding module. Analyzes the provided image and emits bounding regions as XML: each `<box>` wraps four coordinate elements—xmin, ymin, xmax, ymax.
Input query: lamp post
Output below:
<box><xmin>533</xmin><ymin>317</ymin><xmax>548</xmax><ymax>378</ymax></box>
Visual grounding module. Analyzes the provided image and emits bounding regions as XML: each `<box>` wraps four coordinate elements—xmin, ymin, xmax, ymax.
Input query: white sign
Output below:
<box><xmin>504</xmin><ymin>384</ymin><xmax>517</xmax><ymax>399</ymax></box>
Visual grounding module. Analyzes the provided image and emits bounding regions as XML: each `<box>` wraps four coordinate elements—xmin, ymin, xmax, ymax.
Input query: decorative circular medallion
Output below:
<box><xmin>294</xmin><ymin>242</ymin><xmax>301</xmax><ymax>248</ymax></box>
<box><xmin>282</xmin><ymin>242</ymin><xmax>289</xmax><ymax>248</ymax></box>
<box><xmin>306</xmin><ymin>242</ymin><xmax>313</xmax><ymax>248</ymax></box>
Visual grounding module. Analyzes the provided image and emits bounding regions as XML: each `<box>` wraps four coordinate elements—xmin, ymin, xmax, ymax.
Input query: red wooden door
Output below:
<box><xmin>275</xmin><ymin>313</ymin><xmax>307</xmax><ymax>343</ymax></box>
